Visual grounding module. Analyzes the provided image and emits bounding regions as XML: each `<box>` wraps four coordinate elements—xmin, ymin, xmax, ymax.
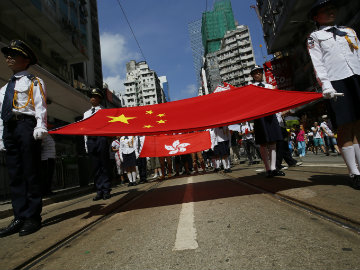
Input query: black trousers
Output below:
<box><xmin>243</xmin><ymin>139</ymin><xmax>260</xmax><ymax>162</ymax></box>
<box><xmin>41</xmin><ymin>158</ymin><xmax>55</xmax><ymax>195</ymax></box>
<box><xmin>3</xmin><ymin>116</ymin><xmax>42</xmax><ymax>221</ymax></box>
<box><xmin>136</xmin><ymin>157</ymin><xmax>147</xmax><ymax>181</ymax></box>
<box><xmin>276</xmin><ymin>128</ymin><xmax>297</xmax><ymax>169</ymax></box>
<box><xmin>87</xmin><ymin>137</ymin><xmax>111</xmax><ymax>195</ymax></box>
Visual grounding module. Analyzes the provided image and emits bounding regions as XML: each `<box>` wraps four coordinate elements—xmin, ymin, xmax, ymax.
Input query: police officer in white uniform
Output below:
<box><xmin>0</xmin><ymin>40</ymin><xmax>47</xmax><ymax>237</ymax></box>
<box><xmin>249</xmin><ymin>65</ymin><xmax>285</xmax><ymax>177</ymax></box>
<box><xmin>84</xmin><ymin>88</ymin><xmax>111</xmax><ymax>200</ymax></box>
<box><xmin>307</xmin><ymin>0</ymin><xmax>360</xmax><ymax>189</ymax></box>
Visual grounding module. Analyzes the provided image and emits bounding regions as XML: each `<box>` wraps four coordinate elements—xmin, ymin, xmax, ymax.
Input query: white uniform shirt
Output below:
<box><xmin>83</xmin><ymin>105</ymin><xmax>102</xmax><ymax>151</ymax></box>
<box><xmin>136</xmin><ymin>136</ymin><xmax>145</xmax><ymax>155</ymax></box>
<box><xmin>250</xmin><ymin>81</ymin><xmax>274</xmax><ymax>90</ymax></box>
<box><xmin>214</xmin><ymin>126</ymin><xmax>231</xmax><ymax>142</ymax></box>
<box><xmin>0</xmin><ymin>71</ymin><xmax>47</xmax><ymax>140</ymax></box>
<box><xmin>240</xmin><ymin>122</ymin><xmax>253</xmax><ymax>140</ymax></box>
<box><xmin>119</xmin><ymin>136</ymin><xmax>137</xmax><ymax>155</ymax></box>
<box><xmin>307</xmin><ymin>26</ymin><xmax>360</xmax><ymax>90</ymax></box>
<box><xmin>111</xmin><ymin>139</ymin><xmax>121</xmax><ymax>160</ymax></box>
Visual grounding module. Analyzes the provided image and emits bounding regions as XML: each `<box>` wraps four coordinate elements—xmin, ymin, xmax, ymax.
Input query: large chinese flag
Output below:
<box><xmin>49</xmin><ymin>85</ymin><xmax>322</xmax><ymax>136</ymax></box>
<box><xmin>140</xmin><ymin>132</ymin><xmax>211</xmax><ymax>157</ymax></box>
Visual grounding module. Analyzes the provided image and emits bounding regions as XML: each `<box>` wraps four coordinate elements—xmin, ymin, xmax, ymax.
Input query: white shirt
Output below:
<box><xmin>320</xmin><ymin>121</ymin><xmax>334</xmax><ymax>136</ymax></box>
<box><xmin>311</xmin><ymin>126</ymin><xmax>322</xmax><ymax>139</ymax></box>
<box><xmin>0</xmin><ymin>71</ymin><xmax>47</xmax><ymax>140</ymax></box>
<box><xmin>250</xmin><ymin>81</ymin><xmax>275</xmax><ymax>90</ymax></box>
<box><xmin>214</xmin><ymin>126</ymin><xmax>231</xmax><ymax>142</ymax></box>
<box><xmin>307</xmin><ymin>26</ymin><xmax>360</xmax><ymax>90</ymax></box>
<box><xmin>119</xmin><ymin>136</ymin><xmax>137</xmax><ymax>155</ymax></box>
<box><xmin>83</xmin><ymin>105</ymin><xmax>102</xmax><ymax>151</ymax></box>
<box><xmin>240</xmin><ymin>122</ymin><xmax>253</xmax><ymax>140</ymax></box>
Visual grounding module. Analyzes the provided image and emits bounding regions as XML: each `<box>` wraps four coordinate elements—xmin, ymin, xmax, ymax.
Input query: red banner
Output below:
<box><xmin>49</xmin><ymin>84</ymin><xmax>322</xmax><ymax>136</ymax></box>
<box><xmin>264</xmin><ymin>57</ymin><xmax>294</xmax><ymax>90</ymax></box>
<box><xmin>140</xmin><ymin>132</ymin><xmax>211</xmax><ymax>157</ymax></box>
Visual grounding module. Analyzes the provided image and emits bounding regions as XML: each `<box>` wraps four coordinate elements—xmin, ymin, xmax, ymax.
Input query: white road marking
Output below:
<box><xmin>173</xmin><ymin>177</ymin><xmax>199</xmax><ymax>251</ymax></box>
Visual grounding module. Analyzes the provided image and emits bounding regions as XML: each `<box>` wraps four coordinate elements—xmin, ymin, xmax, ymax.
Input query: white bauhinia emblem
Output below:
<box><xmin>165</xmin><ymin>140</ymin><xmax>190</xmax><ymax>155</ymax></box>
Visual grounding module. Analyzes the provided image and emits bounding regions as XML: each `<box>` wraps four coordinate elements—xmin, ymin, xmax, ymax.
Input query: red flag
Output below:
<box><xmin>140</xmin><ymin>132</ymin><xmax>211</xmax><ymax>157</ymax></box>
<box><xmin>49</xmin><ymin>85</ymin><xmax>322</xmax><ymax>136</ymax></box>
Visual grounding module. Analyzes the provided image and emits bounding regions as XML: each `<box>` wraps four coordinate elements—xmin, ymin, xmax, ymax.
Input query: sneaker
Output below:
<box><xmin>296</xmin><ymin>161</ymin><xmax>303</xmax><ymax>166</ymax></box>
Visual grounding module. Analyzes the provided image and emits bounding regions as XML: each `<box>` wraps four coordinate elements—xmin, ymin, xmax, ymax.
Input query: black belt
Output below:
<box><xmin>87</xmin><ymin>136</ymin><xmax>98</xmax><ymax>139</ymax></box>
<box><xmin>8</xmin><ymin>114</ymin><xmax>35</xmax><ymax>122</ymax></box>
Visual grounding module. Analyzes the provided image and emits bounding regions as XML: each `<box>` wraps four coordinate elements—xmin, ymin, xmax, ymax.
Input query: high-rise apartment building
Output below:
<box><xmin>217</xmin><ymin>25</ymin><xmax>256</xmax><ymax>87</ymax></box>
<box><xmin>159</xmin><ymin>76</ymin><xmax>170</xmax><ymax>102</ymax></box>
<box><xmin>124</xmin><ymin>61</ymin><xmax>166</xmax><ymax>107</ymax></box>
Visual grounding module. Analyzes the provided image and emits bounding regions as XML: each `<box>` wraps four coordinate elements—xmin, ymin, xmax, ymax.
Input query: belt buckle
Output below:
<box><xmin>13</xmin><ymin>114</ymin><xmax>21</xmax><ymax>121</ymax></box>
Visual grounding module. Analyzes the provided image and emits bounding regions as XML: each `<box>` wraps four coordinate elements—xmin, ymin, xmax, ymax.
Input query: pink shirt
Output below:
<box><xmin>296</xmin><ymin>130</ymin><xmax>305</xmax><ymax>142</ymax></box>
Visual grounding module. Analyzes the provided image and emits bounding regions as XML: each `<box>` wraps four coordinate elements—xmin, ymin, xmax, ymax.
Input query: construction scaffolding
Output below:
<box><xmin>201</xmin><ymin>0</ymin><xmax>236</xmax><ymax>54</ymax></box>
<box><xmin>188</xmin><ymin>19</ymin><xmax>204</xmax><ymax>89</ymax></box>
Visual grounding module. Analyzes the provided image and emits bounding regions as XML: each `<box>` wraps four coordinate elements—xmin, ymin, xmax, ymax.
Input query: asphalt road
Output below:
<box><xmin>1</xmin><ymin>152</ymin><xmax>359</xmax><ymax>270</ymax></box>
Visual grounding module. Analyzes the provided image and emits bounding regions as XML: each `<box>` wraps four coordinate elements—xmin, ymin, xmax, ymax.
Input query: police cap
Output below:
<box><xmin>250</xmin><ymin>65</ymin><xmax>264</xmax><ymax>75</ymax></box>
<box><xmin>309</xmin><ymin>0</ymin><xmax>338</xmax><ymax>20</ymax></box>
<box><xmin>1</xmin><ymin>40</ymin><xmax>37</xmax><ymax>65</ymax></box>
<box><xmin>90</xmin><ymin>88</ymin><xmax>103</xmax><ymax>99</ymax></box>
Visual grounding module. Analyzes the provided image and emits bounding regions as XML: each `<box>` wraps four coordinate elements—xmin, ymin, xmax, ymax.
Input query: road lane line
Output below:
<box><xmin>173</xmin><ymin>177</ymin><xmax>199</xmax><ymax>251</ymax></box>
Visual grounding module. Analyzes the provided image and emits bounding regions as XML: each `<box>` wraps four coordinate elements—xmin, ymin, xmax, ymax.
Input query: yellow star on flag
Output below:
<box><xmin>107</xmin><ymin>114</ymin><xmax>136</xmax><ymax>124</ymax></box>
<box><xmin>157</xmin><ymin>120</ymin><xmax>167</xmax><ymax>124</ymax></box>
<box><xmin>157</xmin><ymin>113</ymin><xmax>166</xmax><ymax>117</ymax></box>
<box><xmin>143</xmin><ymin>125</ymin><xmax>153</xmax><ymax>128</ymax></box>
<box><xmin>146</xmin><ymin>110</ymin><xmax>153</xmax><ymax>115</ymax></box>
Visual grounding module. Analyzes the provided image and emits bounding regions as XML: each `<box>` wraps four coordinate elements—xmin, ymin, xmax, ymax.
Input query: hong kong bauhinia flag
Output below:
<box><xmin>49</xmin><ymin>85</ymin><xmax>322</xmax><ymax>136</ymax></box>
<box><xmin>139</xmin><ymin>132</ymin><xmax>211</xmax><ymax>157</ymax></box>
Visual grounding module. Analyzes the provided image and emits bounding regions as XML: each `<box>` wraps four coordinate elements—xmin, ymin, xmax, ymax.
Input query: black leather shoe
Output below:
<box><xmin>271</xmin><ymin>170</ymin><xmax>285</xmax><ymax>177</ymax></box>
<box><xmin>0</xmin><ymin>219</ymin><xmax>24</xmax><ymax>237</ymax></box>
<box><xmin>93</xmin><ymin>194</ymin><xmax>103</xmax><ymax>201</ymax></box>
<box><xmin>19</xmin><ymin>219</ymin><xmax>41</xmax><ymax>236</ymax></box>
<box><xmin>103</xmin><ymin>193</ymin><xmax>111</xmax><ymax>200</ymax></box>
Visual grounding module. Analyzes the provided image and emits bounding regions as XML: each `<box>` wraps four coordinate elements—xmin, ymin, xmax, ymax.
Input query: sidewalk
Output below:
<box><xmin>0</xmin><ymin>185</ymin><xmax>95</xmax><ymax>219</ymax></box>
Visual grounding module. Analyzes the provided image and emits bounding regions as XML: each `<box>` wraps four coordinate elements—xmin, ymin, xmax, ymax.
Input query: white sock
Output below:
<box><xmin>260</xmin><ymin>145</ymin><xmax>270</xmax><ymax>171</ymax></box>
<box><xmin>127</xmin><ymin>172</ymin><xmax>133</xmax><ymax>182</ymax></box>
<box><xmin>222</xmin><ymin>159</ymin><xmax>228</xmax><ymax>169</ymax></box>
<box><xmin>132</xmin><ymin>171</ymin><xmax>137</xmax><ymax>182</ymax></box>
<box><xmin>341</xmin><ymin>146</ymin><xmax>360</xmax><ymax>176</ymax></box>
<box><xmin>227</xmin><ymin>157</ymin><xmax>231</xmax><ymax>168</ymax></box>
<box><xmin>352</xmin><ymin>144</ymin><xmax>360</xmax><ymax>167</ymax></box>
<box><xmin>216</xmin><ymin>159</ymin><xmax>221</xmax><ymax>169</ymax></box>
<box><xmin>268</xmin><ymin>144</ymin><xmax>276</xmax><ymax>171</ymax></box>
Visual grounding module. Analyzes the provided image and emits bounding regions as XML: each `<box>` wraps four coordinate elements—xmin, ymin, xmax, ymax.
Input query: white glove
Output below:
<box><xmin>322</xmin><ymin>88</ymin><xmax>337</xmax><ymax>99</ymax></box>
<box><xmin>33</xmin><ymin>127</ymin><xmax>48</xmax><ymax>140</ymax></box>
<box><xmin>0</xmin><ymin>140</ymin><xmax>5</xmax><ymax>151</ymax></box>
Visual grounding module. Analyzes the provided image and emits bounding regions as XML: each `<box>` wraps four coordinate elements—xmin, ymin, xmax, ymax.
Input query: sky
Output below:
<box><xmin>97</xmin><ymin>0</ymin><xmax>270</xmax><ymax>101</ymax></box>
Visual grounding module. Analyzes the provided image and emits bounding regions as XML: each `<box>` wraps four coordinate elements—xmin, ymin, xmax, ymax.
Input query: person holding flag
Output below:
<box><xmin>249</xmin><ymin>65</ymin><xmax>285</xmax><ymax>178</ymax></box>
<box><xmin>307</xmin><ymin>0</ymin><xmax>360</xmax><ymax>189</ymax></box>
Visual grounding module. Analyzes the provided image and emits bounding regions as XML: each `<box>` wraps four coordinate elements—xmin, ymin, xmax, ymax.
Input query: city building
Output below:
<box><xmin>188</xmin><ymin>19</ymin><xmax>204</xmax><ymax>90</ymax></box>
<box><xmin>123</xmin><ymin>60</ymin><xmax>166</xmax><ymax>107</ymax></box>
<box><xmin>201</xmin><ymin>0</ymin><xmax>236</xmax><ymax>54</ymax></box>
<box><xmin>217</xmin><ymin>25</ymin><xmax>256</xmax><ymax>87</ymax></box>
<box><xmin>159</xmin><ymin>76</ymin><xmax>170</xmax><ymax>102</ymax></box>
<box><xmin>0</xmin><ymin>0</ymin><xmax>120</xmax><ymax>199</ymax></box>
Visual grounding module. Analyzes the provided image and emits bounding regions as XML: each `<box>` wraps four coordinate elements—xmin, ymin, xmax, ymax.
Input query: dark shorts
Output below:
<box><xmin>330</xmin><ymin>75</ymin><xmax>360</xmax><ymax>128</ymax></box>
<box><xmin>214</xmin><ymin>141</ymin><xmax>230</xmax><ymax>156</ymax></box>
<box><xmin>254</xmin><ymin>114</ymin><xmax>283</xmax><ymax>145</ymax></box>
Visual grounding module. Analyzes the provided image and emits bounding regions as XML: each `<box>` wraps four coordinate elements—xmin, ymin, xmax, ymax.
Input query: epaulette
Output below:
<box><xmin>26</xmin><ymin>74</ymin><xmax>38</xmax><ymax>85</ymax></box>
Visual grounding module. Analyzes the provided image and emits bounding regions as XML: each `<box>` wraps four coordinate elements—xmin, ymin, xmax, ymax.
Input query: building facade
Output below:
<box><xmin>0</xmin><ymin>0</ymin><xmax>118</xmax><ymax>199</ymax></box>
<box><xmin>123</xmin><ymin>61</ymin><xmax>166</xmax><ymax>107</ymax></box>
<box><xmin>159</xmin><ymin>76</ymin><xmax>170</xmax><ymax>102</ymax></box>
<box><xmin>217</xmin><ymin>25</ymin><xmax>256</xmax><ymax>87</ymax></box>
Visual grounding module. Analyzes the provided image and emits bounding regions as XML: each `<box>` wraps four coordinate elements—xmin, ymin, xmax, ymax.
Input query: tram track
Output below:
<box><xmin>13</xmin><ymin>180</ymin><xmax>165</xmax><ymax>270</ymax></box>
<box><xmin>224</xmin><ymin>172</ymin><xmax>360</xmax><ymax>235</ymax></box>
